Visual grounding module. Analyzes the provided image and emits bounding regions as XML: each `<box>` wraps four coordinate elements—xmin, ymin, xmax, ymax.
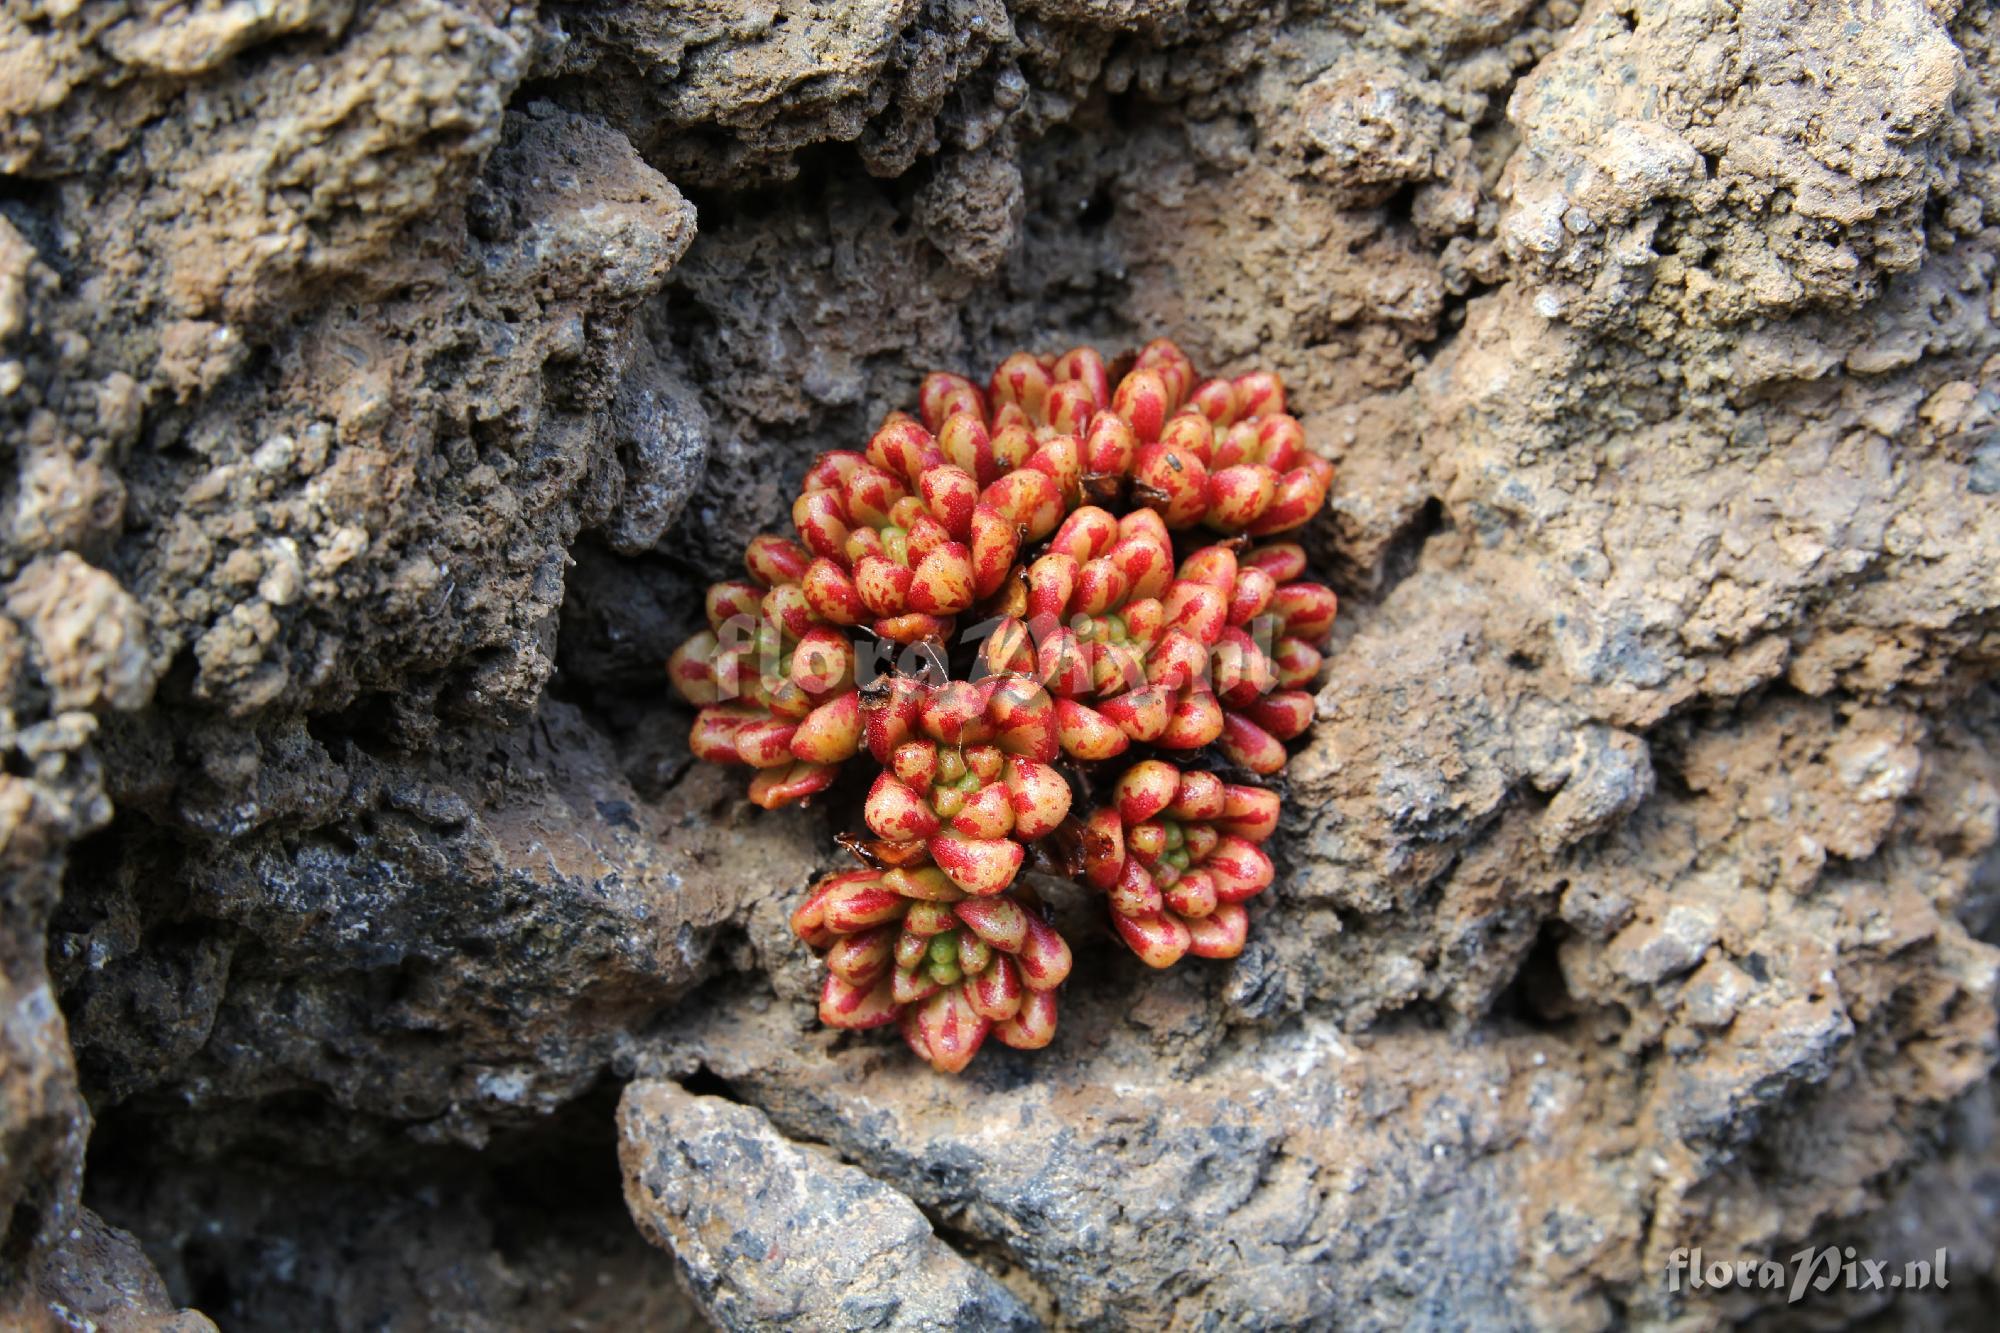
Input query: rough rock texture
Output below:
<box><xmin>6</xmin><ymin>1208</ymin><xmax>214</xmax><ymax>1333</ymax></box>
<box><xmin>3</xmin><ymin>0</ymin><xmax>1999</xmax><ymax>1328</ymax></box>
<box><xmin>83</xmin><ymin>1084</ymin><xmax>703</xmax><ymax>1331</ymax></box>
<box><xmin>620</xmin><ymin>1080</ymin><xmax>1037</xmax><ymax>1330</ymax></box>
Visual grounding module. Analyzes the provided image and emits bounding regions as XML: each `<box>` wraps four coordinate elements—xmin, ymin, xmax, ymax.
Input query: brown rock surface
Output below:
<box><xmin>7</xmin><ymin>1208</ymin><xmax>214</xmax><ymax>1332</ymax></box>
<box><xmin>2</xmin><ymin>0</ymin><xmax>1998</xmax><ymax>1328</ymax></box>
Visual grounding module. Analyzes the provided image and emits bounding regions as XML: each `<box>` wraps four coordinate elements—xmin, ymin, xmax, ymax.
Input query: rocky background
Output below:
<box><xmin>2</xmin><ymin>0</ymin><xmax>1998</xmax><ymax>1328</ymax></box>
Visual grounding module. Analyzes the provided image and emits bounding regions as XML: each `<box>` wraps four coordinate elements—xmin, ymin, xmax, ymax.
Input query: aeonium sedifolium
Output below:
<box><xmin>669</xmin><ymin>339</ymin><xmax>1338</xmax><ymax>1071</ymax></box>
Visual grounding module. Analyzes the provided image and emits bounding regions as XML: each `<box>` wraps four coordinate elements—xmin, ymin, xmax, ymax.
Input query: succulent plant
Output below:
<box><xmin>922</xmin><ymin>337</ymin><xmax>1334</xmax><ymax>535</ymax></box>
<box><xmin>667</xmin><ymin>534</ymin><xmax>860</xmax><ymax>808</ymax></box>
<box><xmin>1116</xmin><ymin>340</ymin><xmax>1336</xmax><ymax>536</ymax></box>
<box><xmin>792</xmin><ymin>865</ymin><xmax>1073</xmax><ymax>1073</ymax></box>
<box><xmin>918</xmin><ymin>346</ymin><xmax>1118</xmax><ymax>501</ymax></box>
<box><xmin>973</xmin><ymin>503</ymin><xmax>1224</xmax><ymax>762</ymax></box>
<box><xmin>668</xmin><ymin>337</ymin><xmax>1337</xmax><ymax>1071</ymax></box>
<box><xmin>859</xmin><ymin>673</ymin><xmax>1071</xmax><ymax>896</ymax></box>
<box><xmin>1154</xmin><ymin>541</ymin><xmax>1338</xmax><ymax>775</ymax></box>
<box><xmin>792</xmin><ymin>410</ymin><xmax>1081</xmax><ymax>645</ymax></box>
<box><xmin>977</xmin><ymin>517</ymin><xmax>1339</xmax><ymax>771</ymax></box>
<box><xmin>1080</xmin><ymin>760</ymin><xmax>1282</xmax><ymax>967</ymax></box>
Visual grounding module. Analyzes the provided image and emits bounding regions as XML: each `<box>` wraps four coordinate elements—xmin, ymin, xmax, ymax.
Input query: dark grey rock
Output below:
<box><xmin>620</xmin><ymin>1080</ymin><xmax>1039</xmax><ymax>1332</ymax></box>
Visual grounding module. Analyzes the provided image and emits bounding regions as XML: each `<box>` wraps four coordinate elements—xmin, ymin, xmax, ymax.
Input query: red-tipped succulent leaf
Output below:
<box><xmin>668</xmin><ymin>534</ymin><xmax>859</xmax><ymax>807</ymax></box>
<box><xmin>793</xmin><ymin>863</ymin><xmax>1071</xmax><ymax>1073</ymax></box>
<box><xmin>1082</xmin><ymin>761</ymin><xmax>1281</xmax><ymax>966</ymax></box>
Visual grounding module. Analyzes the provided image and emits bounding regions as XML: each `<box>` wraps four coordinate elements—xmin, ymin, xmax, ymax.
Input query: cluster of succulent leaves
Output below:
<box><xmin>669</xmin><ymin>340</ymin><xmax>1337</xmax><ymax>1072</ymax></box>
